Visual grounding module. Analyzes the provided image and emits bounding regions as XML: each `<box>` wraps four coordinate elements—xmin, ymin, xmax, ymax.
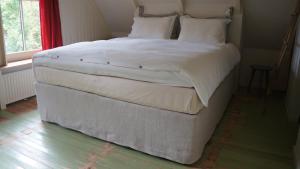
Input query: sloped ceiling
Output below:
<box><xmin>243</xmin><ymin>0</ymin><xmax>297</xmax><ymax>49</ymax></box>
<box><xmin>95</xmin><ymin>0</ymin><xmax>136</xmax><ymax>36</ymax></box>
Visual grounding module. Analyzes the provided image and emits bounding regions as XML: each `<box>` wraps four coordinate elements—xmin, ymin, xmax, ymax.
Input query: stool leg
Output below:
<box><xmin>248</xmin><ymin>69</ymin><xmax>256</xmax><ymax>93</ymax></box>
<box><xmin>265</xmin><ymin>70</ymin><xmax>271</xmax><ymax>95</ymax></box>
<box><xmin>259</xmin><ymin>70</ymin><xmax>265</xmax><ymax>97</ymax></box>
<box><xmin>263</xmin><ymin>70</ymin><xmax>270</xmax><ymax>114</ymax></box>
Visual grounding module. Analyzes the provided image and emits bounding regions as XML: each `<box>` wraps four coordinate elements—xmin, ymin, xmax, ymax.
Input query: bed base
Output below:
<box><xmin>35</xmin><ymin>70</ymin><xmax>236</xmax><ymax>164</ymax></box>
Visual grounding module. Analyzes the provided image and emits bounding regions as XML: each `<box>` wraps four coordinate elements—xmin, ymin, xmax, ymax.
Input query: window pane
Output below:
<box><xmin>0</xmin><ymin>0</ymin><xmax>23</xmax><ymax>53</ymax></box>
<box><xmin>22</xmin><ymin>0</ymin><xmax>41</xmax><ymax>51</ymax></box>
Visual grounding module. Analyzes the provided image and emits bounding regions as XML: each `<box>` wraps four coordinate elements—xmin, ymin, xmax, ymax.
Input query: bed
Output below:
<box><xmin>33</xmin><ymin>0</ymin><xmax>243</xmax><ymax>164</ymax></box>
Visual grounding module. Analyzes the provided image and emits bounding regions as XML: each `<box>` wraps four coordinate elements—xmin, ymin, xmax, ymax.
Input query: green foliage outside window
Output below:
<box><xmin>0</xmin><ymin>0</ymin><xmax>41</xmax><ymax>54</ymax></box>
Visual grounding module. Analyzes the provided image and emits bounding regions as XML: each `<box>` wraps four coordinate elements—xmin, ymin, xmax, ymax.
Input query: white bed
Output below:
<box><xmin>35</xmin><ymin>68</ymin><xmax>237</xmax><ymax>164</ymax></box>
<box><xmin>33</xmin><ymin>0</ymin><xmax>243</xmax><ymax>164</ymax></box>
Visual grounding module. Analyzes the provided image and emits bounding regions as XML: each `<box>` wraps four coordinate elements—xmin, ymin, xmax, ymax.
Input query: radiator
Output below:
<box><xmin>0</xmin><ymin>69</ymin><xmax>35</xmax><ymax>109</ymax></box>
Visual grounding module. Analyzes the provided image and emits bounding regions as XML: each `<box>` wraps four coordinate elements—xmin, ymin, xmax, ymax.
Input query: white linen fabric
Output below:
<box><xmin>179</xmin><ymin>16</ymin><xmax>229</xmax><ymax>44</ymax></box>
<box><xmin>136</xmin><ymin>7</ymin><xmax>181</xmax><ymax>39</ymax></box>
<box><xmin>35</xmin><ymin>68</ymin><xmax>235</xmax><ymax>164</ymax></box>
<box><xmin>128</xmin><ymin>16</ymin><xmax>176</xmax><ymax>39</ymax></box>
<box><xmin>33</xmin><ymin>38</ymin><xmax>240</xmax><ymax>106</ymax></box>
<box><xmin>35</xmin><ymin>67</ymin><xmax>202</xmax><ymax>114</ymax></box>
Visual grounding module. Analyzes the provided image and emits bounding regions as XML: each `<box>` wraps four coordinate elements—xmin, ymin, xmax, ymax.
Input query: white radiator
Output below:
<box><xmin>0</xmin><ymin>69</ymin><xmax>35</xmax><ymax>109</ymax></box>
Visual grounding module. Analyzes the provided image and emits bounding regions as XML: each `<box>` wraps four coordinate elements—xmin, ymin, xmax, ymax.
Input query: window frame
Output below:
<box><xmin>6</xmin><ymin>49</ymin><xmax>40</xmax><ymax>62</ymax></box>
<box><xmin>1</xmin><ymin>0</ymin><xmax>41</xmax><ymax>63</ymax></box>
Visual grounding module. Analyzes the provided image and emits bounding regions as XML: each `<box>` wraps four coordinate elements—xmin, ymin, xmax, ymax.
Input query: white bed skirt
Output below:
<box><xmin>35</xmin><ymin>69</ymin><xmax>236</xmax><ymax>164</ymax></box>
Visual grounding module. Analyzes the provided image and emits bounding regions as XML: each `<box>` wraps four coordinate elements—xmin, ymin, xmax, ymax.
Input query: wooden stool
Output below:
<box><xmin>248</xmin><ymin>64</ymin><xmax>273</xmax><ymax>113</ymax></box>
<box><xmin>248</xmin><ymin>64</ymin><xmax>273</xmax><ymax>94</ymax></box>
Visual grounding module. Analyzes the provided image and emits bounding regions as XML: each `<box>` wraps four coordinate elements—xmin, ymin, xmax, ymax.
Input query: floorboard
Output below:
<box><xmin>0</xmin><ymin>93</ymin><xmax>297</xmax><ymax>169</ymax></box>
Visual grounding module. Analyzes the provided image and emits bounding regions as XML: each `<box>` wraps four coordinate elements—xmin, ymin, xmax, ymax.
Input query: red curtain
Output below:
<box><xmin>39</xmin><ymin>0</ymin><xmax>63</xmax><ymax>50</ymax></box>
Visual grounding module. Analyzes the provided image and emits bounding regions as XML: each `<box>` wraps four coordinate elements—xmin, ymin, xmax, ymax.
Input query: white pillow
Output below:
<box><xmin>178</xmin><ymin>16</ymin><xmax>229</xmax><ymax>44</ymax></box>
<box><xmin>129</xmin><ymin>16</ymin><xmax>176</xmax><ymax>39</ymax></box>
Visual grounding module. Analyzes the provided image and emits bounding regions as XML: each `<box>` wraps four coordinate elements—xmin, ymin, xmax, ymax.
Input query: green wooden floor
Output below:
<box><xmin>0</xmin><ymin>93</ymin><xmax>298</xmax><ymax>169</ymax></box>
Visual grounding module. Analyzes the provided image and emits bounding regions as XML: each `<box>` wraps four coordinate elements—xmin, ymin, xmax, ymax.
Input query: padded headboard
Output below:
<box><xmin>183</xmin><ymin>0</ymin><xmax>243</xmax><ymax>49</ymax></box>
<box><xmin>184</xmin><ymin>0</ymin><xmax>241</xmax><ymax>18</ymax></box>
<box><xmin>135</xmin><ymin>0</ymin><xmax>184</xmax><ymax>15</ymax></box>
<box><xmin>132</xmin><ymin>0</ymin><xmax>243</xmax><ymax>49</ymax></box>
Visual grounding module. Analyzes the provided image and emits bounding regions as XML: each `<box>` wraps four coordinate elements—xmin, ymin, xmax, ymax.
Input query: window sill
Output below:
<box><xmin>0</xmin><ymin>59</ymin><xmax>32</xmax><ymax>75</ymax></box>
<box><xmin>6</xmin><ymin>50</ymin><xmax>41</xmax><ymax>63</ymax></box>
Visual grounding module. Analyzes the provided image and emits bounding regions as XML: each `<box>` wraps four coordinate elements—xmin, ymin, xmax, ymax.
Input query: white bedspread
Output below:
<box><xmin>33</xmin><ymin>38</ymin><xmax>240</xmax><ymax>106</ymax></box>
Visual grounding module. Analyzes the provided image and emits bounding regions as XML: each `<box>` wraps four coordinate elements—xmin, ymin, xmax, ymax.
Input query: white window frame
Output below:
<box><xmin>1</xmin><ymin>0</ymin><xmax>41</xmax><ymax>63</ymax></box>
<box><xmin>6</xmin><ymin>49</ymin><xmax>40</xmax><ymax>62</ymax></box>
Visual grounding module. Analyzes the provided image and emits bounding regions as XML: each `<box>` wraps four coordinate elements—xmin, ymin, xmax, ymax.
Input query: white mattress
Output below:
<box><xmin>33</xmin><ymin>38</ymin><xmax>240</xmax><ymax>106</ymax></box>
<box><xmin>34</xmin><ymin>67</ymin><xmax>203</xmax><ymax>114</ymax></box>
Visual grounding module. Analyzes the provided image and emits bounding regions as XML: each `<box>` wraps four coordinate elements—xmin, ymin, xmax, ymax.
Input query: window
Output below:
<box><xmin>0</xmin><ymin>0</ymin><xmax>41</xmax><ymax>62</ymax></box>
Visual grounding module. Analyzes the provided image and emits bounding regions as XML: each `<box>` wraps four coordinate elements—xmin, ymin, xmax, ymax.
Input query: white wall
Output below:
<box><xmin>95</xmin><ymin>0</ymin><xmax>135</xmax><ymax>37</ymax></box>
<box><xmin>240</xmin><ymin>48</ymin><xmax>293</xmax><ymax>90</ymax></box>
<box><xmin>240</xmin><ymin>48</ymin><xmax>278</xmax><ymax>87</ymax></box>
<box><xmin>59</xmin><ymin>0</ymin><xmax>111</xmax><ymax>45</ymax></box>
<box><xmin>243</xmin><ymin>0</ymin><xmax>296</xmax><ymax>49</ymax></box>
<box><xmin>241</xmin><ymin>0</ymin><xmax>297</xmax><ymax>89</ymax></box>
<box><xmin>244</xmin><ymin>0</ymin><xmax>296</xmax><ymax>49</ymax></box>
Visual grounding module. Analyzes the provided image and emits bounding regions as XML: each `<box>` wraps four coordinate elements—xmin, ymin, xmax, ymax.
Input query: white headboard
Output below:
<box><xmin>183</xmin><ymin>0</ymin><xmax>243</xmax><ymax>49</ymax></box>
<box><xmin>184</xmin><ymin>0</ymin><xmax>241</xmax><ymax>17</ymax></box>
<box><xmin>132</xmin><ymin>0</ymin><xmax>243</xmax><ymax>49</ymax></box>
<box><xmin>136</xmin><ymin>0</ymin><xmax>184</xmax><ymax>15</ymax></box>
